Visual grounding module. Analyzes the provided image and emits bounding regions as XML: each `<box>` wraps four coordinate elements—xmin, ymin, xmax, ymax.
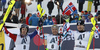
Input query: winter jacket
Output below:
<box><xmin>12</xmin><ymin>15</ymin><xmax>18</xmax><ymax>23</ymax></box>
<box><xmin>47</xmin><ymin>1</ymin><xmax>54</xmax><ymax>10</ymax></box>
<box><xmin>83</xmin><ymin>14</ymin><xmax>89</xmax><ymax>19</ymax></box>
<box><xmin>43</xmin><ymin>18</ymin><xmax>54</xmax><ymax>25</ymax></box>
<box><xmin>78</xmin><ymin>0</ymin><xmax>85</xmax><ymax>4</ymax></box>
<box><xmin>21</xmin><ymin>4</ymin><xmax>26</xmax><ymax>14</ymax></box>
<box><xmin>71</xmin><ymin>20</ymin><xmax>78</xmax><ymax>23</ymax></box>
<box><xmin>14</xmin><ymin>1</ymin><xmax>21</xmax><ymax>8</ymax></box>
<box><xmin>94</xmin><ymin>0</ymin><xmax>100</xmax><ymax>6</ymax></box>
<box><xmin>2</xmin><ymin>0</ymin><xmax>6</xmax><ymax>3</ymax></box>
<box><xmin>28</xmin><ymin>14</ymin><xmax>39</xmax><ymax>26</ymax></box>
<box><xmin>26</xmin><ymin>16</ymin><xmax>29</xmax><ymax>25</ymax></box>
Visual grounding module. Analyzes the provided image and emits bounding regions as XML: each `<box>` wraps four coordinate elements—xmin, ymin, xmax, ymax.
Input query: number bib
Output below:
<box><xmin>47</xmin><ymin>43</ymin><xmax>58</xmax><ymax>49</ymax></box>
<box><xmin>46</xmin><ymin>34</ymin><xmax>59</xmax><ymax>50</ymax></box>
<box><xmin>0</xmin><ymin>30</ymin><xmax>6</xmax><ymax>50</ymax></box>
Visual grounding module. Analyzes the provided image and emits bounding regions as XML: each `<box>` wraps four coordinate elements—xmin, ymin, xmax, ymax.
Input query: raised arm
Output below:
<box><xmin>4</xmin><ymin>26</ymin><xmax>17</xmax><ymax>42</ymax></box>
<box><xmin>29</xmin><ymin>18</ymin><xmax>44</xmax><ymax>40</ymax></box>
<box><xmin>28</xmin><ymin>27</ymin><xmax>39</xmax><ymax>40</ymax></box>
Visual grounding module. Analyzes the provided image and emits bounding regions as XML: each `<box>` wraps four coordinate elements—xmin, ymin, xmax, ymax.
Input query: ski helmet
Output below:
<box><xmin>77</xmin><ymin>20</ymin><xmax>85</xmax><ymax>26</ymax></box>
<box><xmin>20</xmin><ymin>24</ymin><xmax>29</xmax><ymax>33</ymax></box>
<box><xmin>51</xmin><ymin>25</ymin><xmax>59</xmax><ymax>30</ymax></box>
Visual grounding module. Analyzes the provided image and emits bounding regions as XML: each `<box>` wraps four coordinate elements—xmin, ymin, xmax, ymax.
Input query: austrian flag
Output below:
<box><xmin>62</xmin><ymin>2</ymin><xmax>77</xmax><ymax>15</ymax></box>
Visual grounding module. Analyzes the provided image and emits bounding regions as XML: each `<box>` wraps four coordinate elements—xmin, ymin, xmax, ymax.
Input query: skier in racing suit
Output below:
<box><xmin>4</xmin><ymin>24</ymin><xmax>39</xmax><ymax>50</ymax></box>
<box><xmin>63</xmin><ymin>16</ymin><xmax>100</xmax><ymax>50</ymax></box>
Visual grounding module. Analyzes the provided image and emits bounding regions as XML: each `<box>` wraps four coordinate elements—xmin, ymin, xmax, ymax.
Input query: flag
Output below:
<box><xmin>62</xmin><ymin>2</ymin><xmax>77</xmax><ymax>16</ymax></box>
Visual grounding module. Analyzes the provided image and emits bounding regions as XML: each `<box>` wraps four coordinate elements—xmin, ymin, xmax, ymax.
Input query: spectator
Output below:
<box><xmin>47</xmin><ymin>0</ymin><xmax>54</xmax><ymax>15</ymax></box>
<box><xmin>14</xmin><ymin>0</ymin><xmax>21</xmax><ymax>17</ymax></box>
<box><xmin>86</xmin><ymin>14</ymin><xmax>93</xmax><ymax>22</ymax></box>
<box><xmin>83</xmin><ymin>11</ymin><xmax>89</xmax><ymax>19</ymax></box>
<box><xmin>72</xmin><ymin>14</ymin><xmax>77</xmax><ymax>20</ymax></box>
<box><xmin>81</xmin><ymin>15</ymin><xmax>86</xmax><ymax>22</ymax></box>
<box><xmin>94</xmin><ymin>0</ymin><xmax>100</xmax><ymax>12</ymax></box>
<box><xmin>77</xmin><ymin>0</ymin><xmax>85</xmax><ymax>12</ymax></box>
<box><xmin>28</xmin><ymin>14</ymin><xmax>39</xmax><ymax>26</ymax></box>
<box><xmin>10</xmin><ymin>11</ymin><xmax>18</xmax><ymax>23</ymax></box>
<box><xmin>6</xmin><ymin>9</ymin><xmax>12</xmax><ymax>23</ymax></box>
<box><xmin>81</xmin><ymin>11</ymin><xmax>84</xmax><ymax>16</ymax></box>
<box><xmin>36</xmin><ymin>0</ymin><xmax>43</xmax><ymax>7</ymax></box>
<box><xmin>0</xmin><ymin>0</ymin><xmax>2</xmax><ymax>11</ymax></box>
<box><xmin>1</xmin><ymin>0</ymin><xmax>6</xmax><ymax>11</ymax></box>
<box><xmin>21</xmin><ymin>2</ymin><xmax>26</xmax><ymax>20</ymax></box>
<box><xmin>71</xmin><ymin>16</ymin><xmax>79</xmax><ymax>23</ymax></box>
<box><xmin>43</xmin><ymin>16</ymin><xmax>47</xmax><ymax>22</ymax></box>
<box><xmin>42</xmin><ymin>14</ymin><xmax>47</xmax><ymax>21</ymax></box>
<box><xmin>52</xmin><ymin>15</ymin><xmax>57</xmax><ymax>24</ymax></box>
<box><xmin>26</xmin><ymin>13</ymin><xmax>32</xmax><ymax>25</ymax></box>
<box><xmin>56</xmin><ymin>14</ymin><xmax>64</xmax><ymax>24</ymax></box>
<box><xmin>43</xmin><ymin>14</ymin><xmax>47</xmax><ymax>18</ymax></box>
<box><xmin>44</xmin><ymin>15</ymin><xmax>54</xmax><ymax>25</ymax></box>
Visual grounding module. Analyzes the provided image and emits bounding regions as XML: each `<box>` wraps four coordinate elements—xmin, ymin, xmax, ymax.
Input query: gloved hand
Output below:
<box><xmin>38</xmin><ymin>18</ymin><xmax>43</xmax><ymax>27</ymax></box>
<box><xmin>62</xmin><ymin>15</ymin><xmax>70</xmax><ymax>23</ymax></box>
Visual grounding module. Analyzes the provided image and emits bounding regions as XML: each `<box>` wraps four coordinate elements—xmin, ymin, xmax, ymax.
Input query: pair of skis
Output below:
<box><xmin>87</xmin><ymin>17</ymin><xmax>97</xmax><ymax>50</ymax></box>
<box><xmin>0</xmin><ymin>0</ymin><xmax>15</xmax><ymax>50</ymax></box>
<box><xmin>37</xmin><ymin>4</ymin><xmax>46</xmax><ymax>50</ymax></box>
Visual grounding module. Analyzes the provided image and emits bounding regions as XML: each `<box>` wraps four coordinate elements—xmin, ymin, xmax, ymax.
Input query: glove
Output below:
<box><xmin>62</xmin><ymin>15</ymin><xmax>70</xmax><ymax>23</ymax></box>
<box><xmin>38</xmin><ymin>18</ymin><xmax>43</xmax><ymax>27</ymax></box>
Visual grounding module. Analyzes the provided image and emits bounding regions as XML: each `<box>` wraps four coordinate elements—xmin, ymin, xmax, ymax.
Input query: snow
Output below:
<box><xmin>0</xmin><ymin>0</ymin><xmax>100</xmax><ymax>50</ymax></box>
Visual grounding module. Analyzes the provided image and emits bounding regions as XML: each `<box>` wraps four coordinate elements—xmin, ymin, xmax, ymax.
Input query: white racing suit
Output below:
<box><xmin>42</xmin><ymin>33</ymin><xmax>66</xmax><ymax>50</ymax></box>
<box><xmin>63</xmin><ymin>23</ymin><xmax>100</xmax><ymax>50</ymax></box>
<box><xmin>67</xmin><ymin>30</ymin><xmax>99</xmax><ymax>50</ymax></box>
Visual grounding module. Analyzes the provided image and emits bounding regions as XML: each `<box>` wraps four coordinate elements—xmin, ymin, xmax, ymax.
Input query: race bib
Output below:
<box><xmin>47</xmin><ymin>43</ymin><xmax>58</xmax><ymax>49</ymax></box>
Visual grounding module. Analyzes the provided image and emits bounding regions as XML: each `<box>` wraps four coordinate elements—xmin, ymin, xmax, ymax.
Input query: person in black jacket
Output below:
<box><xmin>94</xmin><ymin>0</ymin><xmax>100</xmax><ymax>12</ymax></box>
<box><xmin>36</xmin><ymin>0</ymin><xmax>43</xmax><ymax>7</ymax></box>
<box><xmin>10</xmin><ymin>11</ymin><xmax>18</xmax><ymax>23</ymax></box>
<box><xmin>77</xmin><ymin>0</ymin><xmax>85</xmax><ymax>12</ymax></box>
<box><xmin>47</xmin><ymin>0</ymin><xmax>54</xmax><ymax>15</ymax></box>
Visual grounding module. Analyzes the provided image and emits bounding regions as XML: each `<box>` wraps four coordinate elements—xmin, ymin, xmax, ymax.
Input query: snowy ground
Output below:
<box><xmin>0</xmin><ymin>0</ymin><xmax>100</xmax><ymax>50</ymax></box>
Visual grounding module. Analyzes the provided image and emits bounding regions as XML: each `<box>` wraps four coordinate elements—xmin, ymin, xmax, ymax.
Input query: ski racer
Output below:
<box><xmin>63</xmin><ymin>15</ymin><xmax>100</xmax><ymax>50</ymax></box>
<box><xmin>3</xmin><ymin>24</ymin><xmax>39</xmax><ymax>50</ymax></box>
<box><xmin>40</xmin><ymin>24</ymin><xmax>68</xmax><ymax>50</ymax></box>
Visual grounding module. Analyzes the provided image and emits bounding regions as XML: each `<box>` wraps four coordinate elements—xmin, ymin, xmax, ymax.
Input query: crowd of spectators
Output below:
<box><xmin>0</xmin><ymin>0</ymin><xmax>100</xmax><ymax>26</ymax></box>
